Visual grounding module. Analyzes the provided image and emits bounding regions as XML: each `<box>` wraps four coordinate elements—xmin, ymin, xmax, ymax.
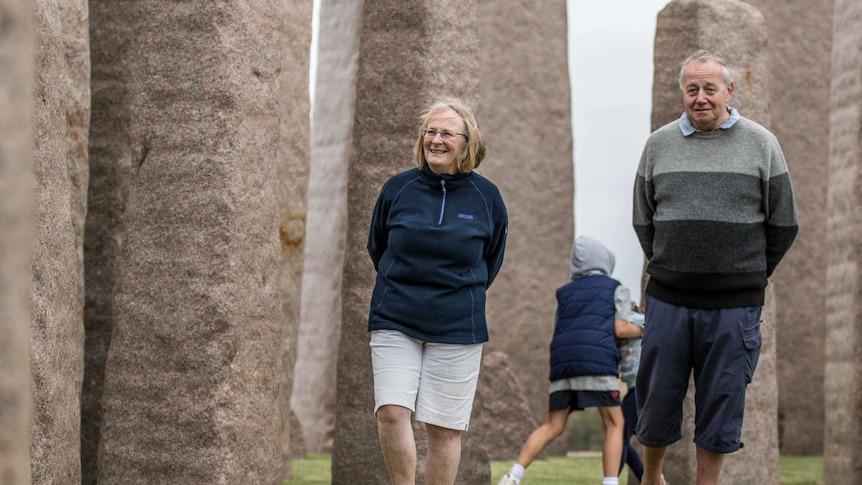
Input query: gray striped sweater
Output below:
<box><xmin>633</xmin><ymin>116</ymin><xmax>798</xmax><ymax>308</ymax></box>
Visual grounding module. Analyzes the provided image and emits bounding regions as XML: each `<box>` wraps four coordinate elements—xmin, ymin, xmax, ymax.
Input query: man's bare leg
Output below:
<box><xmin>695</xmin><ymin>445</ymin><xmax>724</xmax><ymax>485</ymax></box>
<box><xmin>377</xmin><ymin>405</ymin><xmax>416</xmax><ymax>485</ymax></box>
<box><xmin>641</xmin><ymin>445</ymin><xmax>667</xmax><ymax>485</ymax></box>
<box><xmin>425</xmin><ymin>423</ymin><xmax>462</xmax><ymax>485</ymax></box>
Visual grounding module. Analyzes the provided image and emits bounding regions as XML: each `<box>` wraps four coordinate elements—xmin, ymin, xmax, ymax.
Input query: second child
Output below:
<box><xmin>497</xmin><ymin>236</ymin><xmax>644</xmax><ymax>485</ymax></box>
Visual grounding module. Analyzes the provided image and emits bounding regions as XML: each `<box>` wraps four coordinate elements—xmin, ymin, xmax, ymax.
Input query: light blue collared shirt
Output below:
<box><xmin>679</xmin><ymin>106</ymin><xmax>740</xmax><ymax>136</ymax></box>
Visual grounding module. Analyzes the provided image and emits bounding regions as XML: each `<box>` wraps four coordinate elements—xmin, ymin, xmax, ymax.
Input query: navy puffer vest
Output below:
<box><xmin>549</xmin><ymin>274</ymin><xmax>621</xmax><ymax>382</ymax></box>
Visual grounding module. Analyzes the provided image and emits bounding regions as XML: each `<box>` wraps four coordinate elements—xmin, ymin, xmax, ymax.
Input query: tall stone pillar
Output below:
<box><xmin>59</xmin><ymin>0</ymin><xmax>90</xmax><ymax>316</ymax></box>
<box><xmin>95</xmin><ymin>2</ymin><xmax>286</xmax><ymax>483</ymax></box>
<box><xmin>31</xmin><ymin>0</ymin><xmax>85</xmax><ymax>482</ymax></box>
<box><xmin>477</xmin><ymin>0</ymin><xmax>575</xmax><ymax>454</ymax></box>
<box><xmin>651</xmin><ymin>1</ymin><xmax>779</xmax><ymax>483</ymax></box>
<box><xmin>824</xmin><ymin>1</ymin><xmax>862</xmax><ymax>483</ymax></box>
<box><xmin>277</xmin><ymin>0</ymin><xmax>312</xmax><ymax>478</ymax></box>
<box><xmin>292</xmin><ymin>0</ymin><xmax>362</xmax><ymax>454</ymax></box>
<box><xmin>0</xmin><ymin>1</ymin><xmax>34</xmax><ymax>483</ymax></box>
<box><xmin>81</xmin><ymin>0</ymin><xmax>135</xmax><ymax>481</ymax></box>
<box><xmin>332</xmin><ymin>1</ymin><xmax>483</xmax><ymax>482</ymax></box>
<box><xmin>741</xmin><ymin>0</ymin><xmax>834</xmax><ymax>455</ymax></box>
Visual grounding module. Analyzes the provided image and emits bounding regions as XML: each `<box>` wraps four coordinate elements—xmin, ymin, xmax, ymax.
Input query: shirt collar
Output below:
<box><xmin>679</xmin><ymin>106</ymin><xmax>740</xmax><ymax>136</ymax></box>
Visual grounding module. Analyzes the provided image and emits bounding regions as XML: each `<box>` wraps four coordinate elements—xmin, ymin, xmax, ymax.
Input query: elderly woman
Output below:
<box><xmin>367</xmin><ymin>97</ymin><xmax>508</xmax><ymax>484</ymax></box>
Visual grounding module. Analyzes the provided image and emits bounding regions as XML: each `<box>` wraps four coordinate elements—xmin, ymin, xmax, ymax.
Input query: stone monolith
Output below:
<box><xmin>477</xmin><ymin>0</ymin><xmax>575</xmax><ymax>455</ymax></box>
<box><xmin>477</xmin><ymin>351</ymin><xmax>542</xmax><ymax>460</ymax></box>
<box><xmin>651</xmin><ymin>1</ymin><xmax>779</xmax><ymax>483</ymax></box>
<box><xmin>332</xmin><ymin>1</ymin><xmax>485</xmax><ymax>483</ymax></box>
<box><xmin>81</xmin><ymin>0</ymin><xmax>135</xmax><ymax>481</ymax></box>
<box><xmin>31</xmin><ymin>0</ymin><xmax>85</xmax><ymax>482</ymax></box>
<box><xmin>824</xmin><ymin>1</ymin><xmax>862</xmax><ymax>483</ymax></box>
<box><xmin>0</xmin><ymin>1</ymin><xmax>34</xmax><ymax>483</ymax></box>
<box><xmin>292</xmin><ymin>0</ymin><xmax>362</xmax><ymax>454</ymax></box>
<box><xmin>741</xmin><ymin>0</ymin><xmax>834</xmax><ymax>455</ymax></box>
<box><xmin>277</xmin><ymin>0</ymin><xmax>313</xmax><ymax>478</ymax></box>
<box><xmin>96</xmin><ymin>2</ymin><xmax>286</xmax><ymax>483</ymax></box>
<box><xmin>60</xmin><ymin>0</ymin><xmax>90</xmax><ymax>314</ymax></box>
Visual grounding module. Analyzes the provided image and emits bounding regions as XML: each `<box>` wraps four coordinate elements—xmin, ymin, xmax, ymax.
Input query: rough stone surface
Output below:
<box><xmin>332</xmin><ymin>1</ymin><xmax>483</xmax><ymax>482</ymax></box>
<box><xmin>291</xmin><ymin>0</ymin><xmax>361</xmax><ymax>454</ymax></box>
<box><xmin>652</xmin><ymin>1</ymin><xmax>779</xmax><ymax>483</ymax></box>
<box><xmin>276</xmin><ymin>0</ymin><xmax>312</xmax><ymax>479</ymax></box>
<box><xmin>741</xmin><ymin>0</ymin><xmax>834</xmax><ymax>455</ymax></box>
<box><xmin>81</xmin><ymin>0</ymin><xmax>135</xmax><ymax>481</ymax></box>
<box><xmin>824</xmin><ymin>1</ymin><xmax>862</xmax><ymax>482</ymax></box>
<box><xmin>59</xmin><ymin>0</ymin><xmax>90</xmax><ymax>315</ymax></box>
<box><xmin>477</xmin><ymin>351</ymin><xmax>542</xmax><ymax>460</ymax></box>
<box><xmin>477</xmin><ymin>0</ymin><xmax>575</xmax><ymax>456</ymax></box>
<box><xmin>0</xmin><ymin>1</ymin><xmax>34</xmax><ymax>483</ymax></box>
<box><xmin>95</xmin><ymin>2</ymin><xmax>285</xmax><ymax>483</ymax></box>
<box><xmin>31</xmin><ymin>0</ymin><xmax>85</xmax><ymax>482</ymax></box>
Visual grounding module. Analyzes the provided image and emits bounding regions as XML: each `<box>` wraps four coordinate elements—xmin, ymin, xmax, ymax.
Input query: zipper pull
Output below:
<box><xmin>438</xmin><ymin>180</ymin><xmax>446</xmax><ymax>225</ymax></box>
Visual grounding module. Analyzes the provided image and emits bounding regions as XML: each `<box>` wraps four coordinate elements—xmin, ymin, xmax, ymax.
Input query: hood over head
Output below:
<box><xmin>570</xmin><ymin>235</ymin><xmax>615</xmax><ymax>279</ymax></box>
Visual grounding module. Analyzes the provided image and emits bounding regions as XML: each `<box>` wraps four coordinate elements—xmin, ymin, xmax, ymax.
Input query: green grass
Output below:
<box><xmin>284</xmin><ymin>453</ymin><xmax>824</xmax><ymax>484</ymax></box>
<box><xmin>779</xmin><ymin>455</ymin><xmax>824</xmax><ymax>485</ymax></box>
<box><xmin>287</xmin><ymin>454</ymin><xmax>332</xmax><ymax>485</ymax></box>
<box><xmin>491</xmin><ymin>455</ymin><xmax>631</xmax><ymax>484</ymax></box>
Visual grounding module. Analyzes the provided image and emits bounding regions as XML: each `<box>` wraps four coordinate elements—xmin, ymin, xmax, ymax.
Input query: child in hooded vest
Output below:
<box><xmin>497</xmin><ymin>236</ymin><xmax>644</xmax><ymax>485</ymax></box>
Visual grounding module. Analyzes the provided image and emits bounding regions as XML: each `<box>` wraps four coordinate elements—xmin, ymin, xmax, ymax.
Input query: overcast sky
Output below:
<box><xmin>568</xmin><ymin>0</ymin><xmax>670</xmax><ymax>300</ymax></box>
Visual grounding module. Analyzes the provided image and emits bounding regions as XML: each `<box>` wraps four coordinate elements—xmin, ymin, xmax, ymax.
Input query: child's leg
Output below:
<box><xmin>620</xmin><ymin>390</ymin><xmax>644</xmax><ymax>479</ymax></box>
<box><xmin>597</xmin><ymin>406</ymin><xmax>624</xmax><ymax>478</ymax></box>
<box><xmin>513</xmin><ymin>408</ymin><xmax>570</xmax><ymax>468</ymax></box>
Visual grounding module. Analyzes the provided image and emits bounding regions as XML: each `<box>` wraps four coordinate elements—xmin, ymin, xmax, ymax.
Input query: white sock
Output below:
<box><xmin>601</xmin><ymin>478</ymin><xmax>619</xmax><ymax>485</ymax></box>
<box><xmin>508</xmin><ymin>463</ymin><xmax>525</xmax><ymax>482</ymax></box>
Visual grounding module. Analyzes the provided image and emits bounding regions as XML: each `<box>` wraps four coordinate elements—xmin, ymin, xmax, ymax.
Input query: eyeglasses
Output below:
<box><xmin>422</xmin><ymin>129</ymin><xmax>468</xmax><ymax>141</ymax></box>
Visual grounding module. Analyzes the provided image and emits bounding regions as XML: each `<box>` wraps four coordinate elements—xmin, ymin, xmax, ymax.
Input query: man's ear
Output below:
<box><xmin>726</xmin><ymin>81</ymin><xmax>734</xmax><ymax>101</ymax></box>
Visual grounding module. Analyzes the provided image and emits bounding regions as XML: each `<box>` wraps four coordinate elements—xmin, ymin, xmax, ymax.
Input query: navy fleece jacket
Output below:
<box><xmin>367</xmin><ymin>165</ymin><xmax>508</xmax><ymax>344</ymax></box>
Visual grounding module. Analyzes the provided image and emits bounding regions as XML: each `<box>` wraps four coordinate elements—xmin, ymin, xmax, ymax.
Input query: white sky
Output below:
<box><xmin>309</xmin><ymin>0</ymin><xmax>672</xmax><ymax>300</ymax></box>
<box><xmin>568</xmin><ymin>0</ymin><xmax>670</xmax><ymax>300</ymax></box>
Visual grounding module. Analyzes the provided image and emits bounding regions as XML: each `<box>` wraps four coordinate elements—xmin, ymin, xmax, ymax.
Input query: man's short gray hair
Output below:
<box><xmin>678</xmin><ymin>49</ymin><xmax>733</xmax><ymax>89</ymax></box>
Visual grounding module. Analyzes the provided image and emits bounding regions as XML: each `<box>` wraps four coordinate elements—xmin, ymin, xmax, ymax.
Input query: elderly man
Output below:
<box><xmin>631</xmin><ymin>50</ymin><xmax>798</xmax><ymax>485</ymax></box>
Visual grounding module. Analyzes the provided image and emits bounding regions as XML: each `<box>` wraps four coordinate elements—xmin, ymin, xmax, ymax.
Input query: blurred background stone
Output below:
<box><xmin>0</xmin><ymin>0</ymin><xmax>35</xmax><ymax>482</ymax></box>
<box><xmin>824</xmin><ymin>1</ymin><xmax>862</xmax><ymax>482</ymax></box>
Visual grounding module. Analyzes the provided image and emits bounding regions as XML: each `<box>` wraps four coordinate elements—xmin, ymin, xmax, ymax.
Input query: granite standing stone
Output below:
<box><xmin>277</xmin><ymin>0</ymin><xmax>313</xmax><ymax>478</ymax></box>
<box><xmin>476</xmin><ymin>352</ymin><xmax>542</xmax><ymax>460</ymax></box>
<box><xmin>332</xmin><ymin>1</ymin><xmax>484</xmax><ymax>482</ymax></box>
<box><xmin>0</xmin><ymin>1</ymin><xmax>34</xmax><ymax>483</ymax></box>
<box><xmin>292</xmin><ymin>0</ymin><xmax>362</xmax><ymax>454</ymax></box>
<box><xmin>31</xmin><ymin>0</ymin><xmax>85</xmax><ymax>482</ymax></box>
<box><xmin>95</xmin><ymin>2</ymin><xmax>285</xmax><ymax>483</ymax></box>
<box><xmin>651</xmin><ymin>1</ymin><xmax>779</xmax><ymax>483</ymax></box>
<box><xmin>59</xmin><ymin>0</ymin><xmax>90</xmax><ymax>316</ymax></box>
<box><xmin>824</xmin><ymin>1</ymin><xmax>862</xmax><ymax>482</ymax></box>
<box><xmin>81</xmin><ymin>0</ymin><xmax>136</xmax><ymax>481</ymax></box>
<box><xmin>477</xmin><ymin>0</ymin><xmax>576</xmax><ymax>455</ymax></box>
<box><xmin>60</xmin><ymin>0</ymin><xmax>91</xmax><ymax>477</ymax></box>
<box><xmin>741</xmin><ymin>0</ymin><xmax>834</xmax><ymax>456</ymax></box>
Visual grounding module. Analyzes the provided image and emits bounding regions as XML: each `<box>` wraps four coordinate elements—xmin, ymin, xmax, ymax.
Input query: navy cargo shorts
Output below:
<box><xmin>635</xmin><ymin>295</ymin><xmax>762</xmax><ymax>453</ymax></box>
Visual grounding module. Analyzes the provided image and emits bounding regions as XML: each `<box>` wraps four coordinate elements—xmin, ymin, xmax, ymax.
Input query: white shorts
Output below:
<box><xmin>370</xmin><ymin>329</ymin><xmax>483</xmax><ymax>431</ymax></box>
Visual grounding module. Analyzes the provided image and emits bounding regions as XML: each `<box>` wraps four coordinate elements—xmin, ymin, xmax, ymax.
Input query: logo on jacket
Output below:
<box><xmin>457</xmin><ymin>213</ymin><xmax>474</xmax><ymax>220</ymax></box>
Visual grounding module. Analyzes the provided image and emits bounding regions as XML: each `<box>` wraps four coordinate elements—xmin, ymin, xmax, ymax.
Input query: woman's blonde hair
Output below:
<box><xmin>413</xmin><ymin>97</ymin><xmax>486</xmax><ymax>173</ymax></box>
